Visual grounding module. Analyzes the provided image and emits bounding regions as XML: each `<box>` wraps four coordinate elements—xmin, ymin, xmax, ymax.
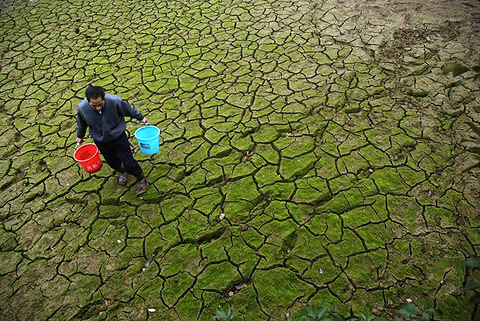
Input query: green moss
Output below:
<box><xmin>281</xmin><ymin>136</ymin><xmax>315</xmax><ymax>158</ymax></box>
<box><xmin>356</xmin><ymin>223</ymin><xmax>393</xmax><ymax>249</ymax></box>
<box><xmin>324</xmin><ymin>213</ymin><xmax>342</xmax><ymax>242</ymax></box>
<box><xmin>387</xmin><ymin>195</ymin><xmax>424</xmax><ymax>231</ymax></box>
<box><xmin>0</xmin><ymin>251</ymin><xmax>22</xmax><ymax>275</ymax></box>
<box><xmin>196</xmin><ymin>261</ymin><xmax>240</xmax><ymax>290</ymax></box>
<box><xmin>256</xmin><ymin>144</ymin><xmax>280</xmax><ymax>163</ymax></box>
<box><xmin>162</xmin><ymin>272</ymin><xmax>195</xmax><ymax>306</ymax></box>
<box><xmin>397</xmin><ymin>166</ymin><xmax>426</xmax><ymax>186</ymax></box>
<box><xmin>261</xmin><ymin>182</ymin><xmax>295</xmax><ymax>200</ymax></box>
<box><xmin>227</xmin><ymin>237</ymin><xmax>258</xmax><ymax>277</ymax></box>
<box><xmin>347</xmin><ymin>250</ymin><xmax>387</xmax><ymax>287</ymax></box>
<box><xmin>230</xmin><ymin>134</ymin><xmax>255</xmax><ymax>151</ymax></box>
<box><xmin>328</xmin><ymin>174</ymin><xmax>356</xmax><ymax>194</ymax></box>
<box><xmin>224</xmin><ymin>177</ymin><xmax>260</xmax><ymax>204</ymax></box>
<box><xmin>327</xmin><ymin>229</ymin><xmax>365</xmax><ymax>266</ymax></box>
<box><xmin>192</xmin><ymin>188</ymin><xmax>222</xmax><ymax>215</ymax></box>
<box><xmin>343</xmin><ymin>206</ymin><xmax>377</xmax><ymax>227</ymax></box>
<box><xmin>280</xmin><ymin>153</ymin><xmax>317</xmax><ymax>179</ymax></box>
<box><xmin>175</xmin><ymin>291</ymin><xmax>203</xmax><ymax>320</ymax></box>
<box><xmin>73</xmin><ymin>176</ymin><xmax>104</xmax><ymax>193</ymax></box>
<box><xmin>241</xmin><ymin>228</ymin><xmax>264</xmax><ymax>249</ymax></box>
<box><xmin>160</xmin><ymin>195</ymin><xmax>191</xmax><ymax>221</ymax></box>
<box><xmin>69</xmin><ymin>274</ymin><xmax>102</xmax><ymax>306</ymax></box>
<box><xmin>161</xmin><ymin>244</ymin><xmax>201</xmax><ymax>276</ymax></box>
<box><xmin>437</xmin><ymin>189</ymin><xmax>463</xmax><ymax>212</ymax></box>
<box><xmin>227</xmin><ymin>285</ymin><xmax>267</xmax><ymax>320</ymax></box>
<box><xmin>290</xmin><ymin>227</ymin><xmax>328</xmax><ymax>260</ymax></box>
<box><xmin>253</xmin><ymin>268</ymin><xmax>315</xmax><ymax>316</ymax></box>
<box><xmin>315</xmin><ymin>154</ymin><xmax>338</xmax><ymax>180</ymax></box>
<box><xmin>329</xmin><ymin>273</ymin><xmax>355</xmax><ymax>302</ymax></box>
<box><xmin>294</xmin><ymin>178</ymin><xmax>329</xmax><ymax>202</ymax></box>
<box><xmin>371</xmin><ymin>168</ymin><xmax>409</xmax><ymax>194</ymax></box>
<box><xmin>99</xmin><ymin>204</ymin><xmax>133</xmax><ymax>219</ymax></box>
<box><xmin>318</xmin><ymin>193</ymin><xmax>351</xmax><ymax>214</ymax></box>
<box><xmin>254</xmin><ymin>165</ymin><xmax>280</xmax><ymax>187</ymax></box>
<box><xmin>251</xmin><ymin>124</ymin><xmax>279</xmax><ymax>143</ymax></box>
<box><xmin>231</xmin><ymin>161</ymin><xmax>256</xmax><ymax>178</ymax></box>
<box><xmin>264</xmin><ymin>201</ymin><xmax>289</xmax><ymax>220</ymax></box>
<box><xmin>179</xmin><ymin>210</ymin><xmax>211</xmax><ymax>239</ymax></box>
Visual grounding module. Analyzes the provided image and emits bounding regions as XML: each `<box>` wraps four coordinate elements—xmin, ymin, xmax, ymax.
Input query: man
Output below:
<box><xmin>76</xmin><ymin>85</ymin><xmax>148</xmax><ymax>195</ymax></box>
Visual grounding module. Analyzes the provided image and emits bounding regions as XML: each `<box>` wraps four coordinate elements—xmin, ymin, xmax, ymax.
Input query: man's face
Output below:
<box><xmin>89</xmin><ymin>97</ymin><xmax>104</xmax><ymax>111</ymax></box>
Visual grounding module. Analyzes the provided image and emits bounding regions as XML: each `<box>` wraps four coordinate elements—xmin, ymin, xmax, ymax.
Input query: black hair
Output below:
<box><xmin>85</xmin><ymin>85</ymin><xmax>105</xmax><ymax>101</ymax></box>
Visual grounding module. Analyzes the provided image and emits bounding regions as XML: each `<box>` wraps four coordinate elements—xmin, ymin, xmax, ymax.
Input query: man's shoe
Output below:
<box><xmin>118</xmin><ymin>172</ymin><xmax>128</xmax><ymax>186</ymax></box>
<box><xmin>135</xmin><ymin>178</ymin><xmax>148</xmax><ymax>196</ymax></box>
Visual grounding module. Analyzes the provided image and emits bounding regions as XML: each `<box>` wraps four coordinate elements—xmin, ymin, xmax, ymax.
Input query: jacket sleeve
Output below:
<box><xmin>76</xmin><ymin>111</ymin><xmax>87</xmax><ymax>138</ymax></box>
<box><xmin>119</xmin><ymin>99</ymin><xmax>144</xmax><ymax>120</ymax></box>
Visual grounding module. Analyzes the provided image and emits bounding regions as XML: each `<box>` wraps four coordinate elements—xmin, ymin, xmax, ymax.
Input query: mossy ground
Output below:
<box><xmin>1</xmin><ymin>0</ymin><xmax>480</xmax><ymax>320</ymax></box>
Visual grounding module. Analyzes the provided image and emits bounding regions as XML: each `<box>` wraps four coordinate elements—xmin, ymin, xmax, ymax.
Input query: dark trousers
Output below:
<box><xmin>95</xmin><ymin>133</ymin><xmax>143</xmax><ymax>179</ymax></box>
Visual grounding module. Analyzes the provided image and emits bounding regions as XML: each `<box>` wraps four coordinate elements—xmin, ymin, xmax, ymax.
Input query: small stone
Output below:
<box><xmin>219</xmin><ymin>213</ymin><xmax>226</xmax><ymax>221</ymax></box>
<box><xmin>117</xmin><ymin>240</ymin><xmax>121</xmax><ymax>243</ymax></box>
<box><xmin>235</xmin><ymin>283</ymin><xmax>247</xmax><ymax>290</ymax></box>
<box><xmin>147</xmin><ymin>308</ymin><xmax>156</xmax><ymax>312</ymax></box>
<box><xmin>369</xmin><ymin>168</ymin><xmax>374</xmax><ymax>173</ymax></box>
<box><xmin>66</xmin><ymin>183</ymin><xmax>69</xmax><ymax>186</ymax></box>
<box><xmin>286</xmin><ymin>132</ymin><xmax>292</xmax><ymax>137</ymax></box>
<box><xmin>319</xmin><ymin>268</ymin><xmax>323</xmax><ymax>274</ymax></box>
<box><xmin>228</xmin><ymin>291</ymin><xmax>234</xmax><ymax>297</ymax></box>
<box><xmin>406</xmin><ymin>298</ymin><xmax>412</xmax><ymax>303</ymax></box>
<box><xmin>286</xmin><ymin>312</ymin><xmax>290</xmax><ymax>318</ymax></box>
<box><xmin>60</xmin><ymin>223</ymin><xmax>67</xmax><ymax>227</ymax></box>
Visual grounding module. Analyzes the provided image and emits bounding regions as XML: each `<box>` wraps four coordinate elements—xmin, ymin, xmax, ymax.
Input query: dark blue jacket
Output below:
<box><xmin>76</xmin><ymin>94</ymin><xmax>144</xmax><ymax>142</ymax></box>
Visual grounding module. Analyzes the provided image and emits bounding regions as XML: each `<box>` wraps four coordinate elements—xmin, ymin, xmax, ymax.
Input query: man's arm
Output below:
<box><xmin>119</xmin><ymin>99</ymin><xmax>146</xmax><ymax>122</ymax></box>
<box><xmin>76</xmin><ymin>112</ymin><xmax>87</xmax><ymax>143</ymax></box>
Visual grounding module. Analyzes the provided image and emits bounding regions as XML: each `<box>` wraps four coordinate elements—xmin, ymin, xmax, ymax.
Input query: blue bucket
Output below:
<box><xmin>135</xmin><ymin>126</ymin><xmax>161</xmax><ymax>155</ymax></box>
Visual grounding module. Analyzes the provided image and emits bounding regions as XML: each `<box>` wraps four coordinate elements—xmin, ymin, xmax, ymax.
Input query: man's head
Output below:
<box><xmin>85</xmin><ymin>85</ymin><xmax>105</xmax><ymax>111</ymax></box>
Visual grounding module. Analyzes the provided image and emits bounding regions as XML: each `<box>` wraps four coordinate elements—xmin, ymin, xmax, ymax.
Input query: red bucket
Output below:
<box><xmin>74</xmin><ymin>143</ymin><xmax>102</xmax><ymax>173</ymax></box>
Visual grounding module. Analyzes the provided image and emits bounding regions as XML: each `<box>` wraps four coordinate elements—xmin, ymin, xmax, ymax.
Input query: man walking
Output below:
<box><xmin>76</xmin><ymin>85</ymin><xmax>148</xmax><ymax>195</ymax></box>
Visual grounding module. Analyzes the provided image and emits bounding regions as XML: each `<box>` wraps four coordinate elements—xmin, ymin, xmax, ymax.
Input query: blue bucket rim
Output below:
<box><xmin>135</xmin><ymin>126</ymin><xmax>161</xmax><ymax>140</ymax></box>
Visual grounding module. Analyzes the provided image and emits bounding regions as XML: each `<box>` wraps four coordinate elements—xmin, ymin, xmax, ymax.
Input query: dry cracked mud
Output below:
<box><xmin>1</xmin><ymin>0</ymin><xmax>480</xmax><ymax>320</ymax></box>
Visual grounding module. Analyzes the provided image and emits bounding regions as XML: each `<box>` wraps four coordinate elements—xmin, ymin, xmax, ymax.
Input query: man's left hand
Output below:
<box><xmin>140</xmin><ymin>118</ymin><xmax>148</xmax><ymax>125</ymax></box>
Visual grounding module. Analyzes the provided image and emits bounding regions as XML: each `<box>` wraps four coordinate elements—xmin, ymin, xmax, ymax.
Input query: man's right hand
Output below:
<box><xmin>76</xmin><ymin>138</ymin><xmax>84</xmax><ymax>144</ymax></box>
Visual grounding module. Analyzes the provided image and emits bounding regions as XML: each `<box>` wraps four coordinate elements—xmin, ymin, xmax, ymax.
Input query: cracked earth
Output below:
<box><xmin>1</xmin><ymin>0</ymin><xmax>480</xmax><ymax>320</ymax></box>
